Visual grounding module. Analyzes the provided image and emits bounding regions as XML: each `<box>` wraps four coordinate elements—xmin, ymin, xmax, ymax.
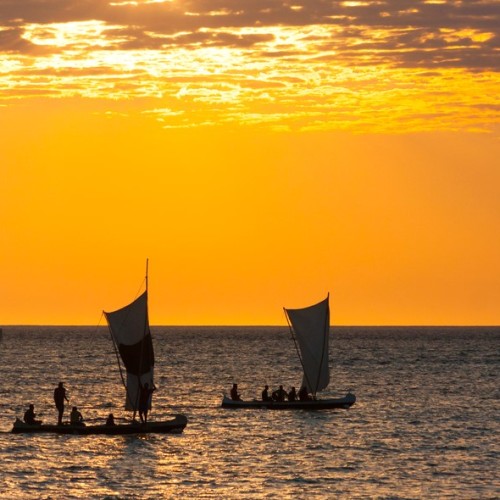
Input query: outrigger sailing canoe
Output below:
<box><xmin>12</xmin><ymin>415</ymin><xmax>187</xmax><ymax>435</ymax></box>
<box><xmin>221</xmin><ymin>294</ymin><xmax>356</xmax><ymax>410</ymax></box>
<box><xmin>221</xmin><ymin>394</ymin><xmax>355</xmax><ymax>410</ymax></box>
<box><xmin>13</xmin><ymin>261</ymin><xmax>188</xmax><ymax>435</ymax></box>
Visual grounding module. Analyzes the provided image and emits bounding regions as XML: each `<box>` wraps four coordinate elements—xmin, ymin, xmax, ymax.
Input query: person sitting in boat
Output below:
<box><xmin>70</xmin><ymin>406</ymin><xmax>85</xmax><ymax>426</ymax></box>
<box><xmin>272</xmin><ymin>385</ymin><xmax>288</xmax><ymax>402</ymax></box>
<box><xmin>105</xmin><ymin>413</ymin><xmax>115</xmax><ymax>426</ymax></box>
<box><xmin>139</xmin><ymin>382</ymin><xmax>156</xmax><ymax>424</ymax></box>
<box><xmin>288</xmin><ymin>387</ymin><xmax>297</xmax><ymax>402</ymax></box>
<box><xmin>261</xmin><ymin>385</ymin><xmax>271</xmax><ymax>401</ymax></box>
<box><xmin>299</xmin><ymin>386</ymin><xmax>311</xmax><ymax>401</ymax></box>
<box><xmin>230</xmin><ymin>383</ymin><xmax>242</xmax><ymax>401</ymax></box>
<box><xmin>23</xmin><ymin>404</ymin><xmax>42</xmax><ymax>425</ymax></box>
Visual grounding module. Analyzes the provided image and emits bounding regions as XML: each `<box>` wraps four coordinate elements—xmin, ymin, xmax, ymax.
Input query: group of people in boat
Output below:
<box><xmin>231</xmin><ymin>383</ymin><xmax>313</xmax><ymax>403</ymax></box>
<box><xmin>23</xmin><ymin>402</ymin><xmax>86</xmax><ymax>426</ymax></box>
<box><xmin>23</xmin><ymin>382</ymin><xmax>87</xmax><ymax>427</ymax></box>
<box><xmin>22</xmin><ymin>380</ymin><xmax>156</xmax><ymax>427</ymax></box>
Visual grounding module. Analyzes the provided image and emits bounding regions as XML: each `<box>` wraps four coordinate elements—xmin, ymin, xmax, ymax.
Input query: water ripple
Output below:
<box><xmin>0</xmin><ymin>326</ymin><xmax>498</xmax><ymax>498</ymax></box>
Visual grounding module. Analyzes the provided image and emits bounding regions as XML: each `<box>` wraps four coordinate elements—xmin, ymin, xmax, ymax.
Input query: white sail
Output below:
<box><xmin>285</xmin><ymin>295</ymin><xmax>330</xmax><ymax>395</ymax></box>
<box><xmin>104</xmin><ymin>291</ymin><xmax>155</xmax><ymax>411</ymax></box>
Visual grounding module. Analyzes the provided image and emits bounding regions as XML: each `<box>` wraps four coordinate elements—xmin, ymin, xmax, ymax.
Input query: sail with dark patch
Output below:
<box><xmin>104</xmin><ymin>291</ymin><xmax>154</xmax><ymax>410</ymax></box>
<box><xmin>11</xmin><ymin>261</ymin><xmax>188</xmax><ymax>434</ymax></box>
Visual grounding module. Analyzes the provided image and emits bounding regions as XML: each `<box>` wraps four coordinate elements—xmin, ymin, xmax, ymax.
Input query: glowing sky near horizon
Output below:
<box><xmin>1</xmin><ymin>1</ymin><xmax>499</xmax><ymax>325</ymax></box>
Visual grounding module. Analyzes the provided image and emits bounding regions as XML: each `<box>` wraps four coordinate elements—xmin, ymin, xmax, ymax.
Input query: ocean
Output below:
<box><xmin>0</xmin><ymin>326</ymin><xmax>498</xmax><ymax>499</ymax></box>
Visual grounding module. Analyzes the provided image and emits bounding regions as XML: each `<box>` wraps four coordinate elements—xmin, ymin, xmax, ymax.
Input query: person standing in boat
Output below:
<box><xmin>24</xmin><ymin>404</ymin><xmax>42</xmax><ymax>425</ymax></box>
<box><xmin>261</xmin><ymin>385</ymin><xmax>271</xmax><ymax>401</ymax></box>
<box><xmin>288</xmin><ymin>387</ymin><xmax>297</xmax><ymax>402</ymax></box>
<box><xmin>54</xmin><ymin>382</ymin><xmax>69</xmax><ymax>425</ymax></box>
<box><xmin>70</xmin><ymin>406</ymin><xmax>85</xmax><ymax>426</ymax></box>
<box><xmin>139</xmin><ymin>382</ymin><xmax>156</xmax><ymax>424</ymax></box>
<box><xmin>230</xmin><ymin>383</ymin><xmax>242</xmax><ymax>401</ymax></box>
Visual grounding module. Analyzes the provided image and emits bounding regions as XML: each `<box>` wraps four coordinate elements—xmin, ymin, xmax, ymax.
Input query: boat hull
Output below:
<box><xmin>221</xmin><ymin>393</ymin><xmax>356</xmax><ymax>410</ymax></box>
<box><xmin>12</xmin><ymin>414</ymin><xmax>188</xmax><ymax>435</ymax></box>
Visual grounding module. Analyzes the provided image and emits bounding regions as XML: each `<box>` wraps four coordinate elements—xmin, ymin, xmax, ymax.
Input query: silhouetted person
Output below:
<box><xmin>288</xmin><ymin>387</ymin><xmax>297</xmax><ymax>402</ymax></box>
<box><xmin>54</xmin><ymin>382</ymin><xmax>69</xmax><ymax>425</ymax></box>
<box><xmin>139</xmin><ymin>382</ymin><xmax>156</xmax><ymax>424</ymax></box>
<box><xmin>230</xmin><ymin>383</ymin><xmax>241</xmax><ymax>401</ymax></box>
<box><xmin>24</xmin><ymin>404</ymin><xmax>42</xmax><ymax>425</ymax></box>
<box><xmin>70</xmin><ymin>406</ymin><xmax>85</xmax><ymax>426</ymax></box>
<box><xmin>106</xmin><ymin>413</ymin><xmax>115</xmax><ymax>426</ymax></box>
<box><xmin>274</xmin><ymin>385</ymin><xmax>288</xmax><ymax>402</ymax></box>
<box><xmin>262</xmin><ymin>385</ymin><xmax>271</xmax><ymax>401</ymax></box>
<box><xmin>299</xmin><ymin>386</ymin><xmax>311</xmax><ymax>401</ymax></box>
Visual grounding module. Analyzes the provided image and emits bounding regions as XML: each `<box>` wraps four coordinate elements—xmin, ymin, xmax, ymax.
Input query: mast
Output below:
<box><xmin>104</xmin><ymin>260</ymin><xmax>155</xmax><ymax>418</ymax></box>
<box><xmin>133</xmin><ymin>258</ymin><xmax>150</xmax><ymax>422</ymax></box>
<box><xmin>312</xmin><ymin>292</ymin><xmax>329</xmax><ymax>396</ymax></box>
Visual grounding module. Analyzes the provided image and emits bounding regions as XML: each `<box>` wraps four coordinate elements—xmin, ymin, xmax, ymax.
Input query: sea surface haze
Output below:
<box><xmin>0</xmin><ymin>326</ymin><xmax>498</xmax><ymax>498</ymax></box>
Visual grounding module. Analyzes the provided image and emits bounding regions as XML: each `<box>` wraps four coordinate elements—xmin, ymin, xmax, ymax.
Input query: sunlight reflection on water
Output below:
<box><xmin>0</xmin><ymin>326</ymin><xmax>498</xmax><ymax>498</ymax></box>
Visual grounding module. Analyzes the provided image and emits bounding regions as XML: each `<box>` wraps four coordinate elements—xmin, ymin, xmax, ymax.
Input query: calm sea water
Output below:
<box><xmin>0</xmin><ymin>326</ymin><xmax>498</xmax><ymax>499</ymax></box>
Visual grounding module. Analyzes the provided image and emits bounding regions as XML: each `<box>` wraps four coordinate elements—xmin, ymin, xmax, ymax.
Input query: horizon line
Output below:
<box><xmin>1</xmin><ymin>324</ymin><xmax>499</xmax><ymax>328</ymax></box>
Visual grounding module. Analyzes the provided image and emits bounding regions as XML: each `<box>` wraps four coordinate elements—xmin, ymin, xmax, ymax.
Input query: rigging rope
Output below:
<box><xmin>104</xmin><ymin>268</ymin><xmax>148</xmax><ymax>415</ymax></box>
<box><xmin>284</xmin><ymin>307</ymin><xmax>314</xmax><ymax>395</ymax></box>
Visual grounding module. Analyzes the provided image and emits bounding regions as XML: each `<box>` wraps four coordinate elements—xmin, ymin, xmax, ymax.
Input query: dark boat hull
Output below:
<box><xmin>12</xmin><ymin>414</ymin><xmax>187</xmax><ymax>435</ymax></box>
<box><xmin>221</xmin><ymin>393</ymin><xmax>356</xmax><ymax>410</ymax></box>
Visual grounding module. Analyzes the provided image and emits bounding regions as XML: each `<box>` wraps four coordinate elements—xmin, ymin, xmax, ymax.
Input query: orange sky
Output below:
<box><xmin>1</xmin><ymin>1</ymin><xmax>499</xmax><ymax>325</ymax></box>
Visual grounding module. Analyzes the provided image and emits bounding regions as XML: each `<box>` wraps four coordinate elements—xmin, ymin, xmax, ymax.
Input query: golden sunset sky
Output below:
<box><xmin>1</xmin><ymin>0</ymin><xmax>499</xmax><ymax>325</ymax></box>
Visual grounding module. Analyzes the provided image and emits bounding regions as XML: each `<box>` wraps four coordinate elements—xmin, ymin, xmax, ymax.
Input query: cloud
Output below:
<box><xmin>1</xmin><ymin>1</ymin><xmax>498</xmax><ymax>71</ymax></box>
<box><xmin>0</xmin><ymin>1</ymin><xmax>498</xmax><ymax>132</ymax></box>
